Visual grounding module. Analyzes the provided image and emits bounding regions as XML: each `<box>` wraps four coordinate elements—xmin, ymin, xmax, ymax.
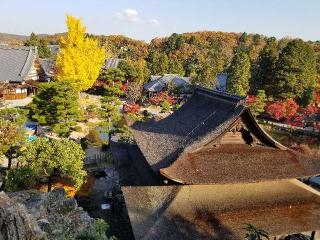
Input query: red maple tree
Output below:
<box><xmin>148</xmin><ymin>92</ymin><xmax>176</xmax><ymax>105</ymax></box>
<box><xmin>123</xmin><ymin>103</ymin><xmax>140</xmax><ymax>113</ymax></box>
<box><xmin>265</xmin><ymin>98</ymin><xmax>299</xmax><ymax>122</ymax></box>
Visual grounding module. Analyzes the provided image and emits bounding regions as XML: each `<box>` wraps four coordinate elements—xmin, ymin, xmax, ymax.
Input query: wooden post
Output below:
<box><xmin>310</xmin><ymin>231</ymin><xmax>316</xmax><ymax>240</ymax></box>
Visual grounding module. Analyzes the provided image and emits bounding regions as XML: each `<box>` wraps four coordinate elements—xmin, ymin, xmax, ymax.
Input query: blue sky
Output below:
<box><xmin>0</xmin><ymin>0</ymin><xmax>319</xmax><ymax>42</ymax></box>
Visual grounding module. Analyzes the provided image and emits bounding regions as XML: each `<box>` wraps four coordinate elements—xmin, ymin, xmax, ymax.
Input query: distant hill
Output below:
<box><xmin>0</xmin><ymin>33</ymin><xmax>29</xmax><ymax>45</ymax></box>
<box><xmin>0</xmin><ymin>32</ymin><xmax>67</xmax><ymax>45</ymax></box>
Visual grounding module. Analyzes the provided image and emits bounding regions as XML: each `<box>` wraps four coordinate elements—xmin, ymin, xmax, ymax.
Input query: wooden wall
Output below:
<box><xmin>3</xmin><ymin>92</ymin><xmax>27</xmax><ymax>100</ymax></box>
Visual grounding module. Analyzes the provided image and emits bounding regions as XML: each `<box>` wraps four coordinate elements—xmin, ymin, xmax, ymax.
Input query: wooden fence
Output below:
<box><xmin>84</xmin><ymin>152</ymin><xmax>109</xmax><ymax>167</ymax></box>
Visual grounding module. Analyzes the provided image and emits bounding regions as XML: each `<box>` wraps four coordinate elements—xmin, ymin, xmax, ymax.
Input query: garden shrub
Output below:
<box><xmin>160</xmin><ymin>100</ymin><xmax>170</xmax><ymax>113</ymax></box>
<box><xmin>74</xmin><ymin>126</ymin><xmax>83</xmax><ymax>132</ymax></box>
<box><xmin>70</xmin><ymin>219</ymin><xmax>115</xmax><ymax>240</ymax></box>
<box><xmin>6</xmin><ymin>166</ymin><xmax>36</xmax><ymax>192</ymax></box>
<box><xmin>172</xmin><ymin>103</ymin><xmax>180</xmax><ymax>111</ymax></box>
<box><xmin>86</xmin><ymin>129</ymin><xmax>102</xmax><ymax>146</ymax></box>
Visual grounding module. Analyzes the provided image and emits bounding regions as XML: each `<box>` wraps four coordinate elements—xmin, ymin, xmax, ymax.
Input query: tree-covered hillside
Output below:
<box><xmin>2</xmin><ymin>30</ymin><xmax>320</xmax><ymax>104</ymax></box>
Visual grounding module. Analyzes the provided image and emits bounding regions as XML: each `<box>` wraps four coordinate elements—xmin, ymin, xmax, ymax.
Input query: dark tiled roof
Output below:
<box><xmin>123</xmin><ymin>179</ymin><xmax>320</xmax><ymax>240</ymax></box>
<box><xmin>160</xmin><ymin>144</ymin><xmax>320</xmax><ymax>184</ymax></box>
<box><xmin>215</xmin><ymin>73</ymin><xmax>228</xmax><ymax>91</ymax></box>
<box><xmin>144</xmin><ymin>74</ymin><xmax>191</xmax><ymax>92</ymax></box>
<box><xmin>110</xmin><ymin>141</ymin><xmax>163</xmax><ymax>186</ymax></box>
<box><xmin>39</xmin><ymin>58</ymin><xmax>55</xmax><ymax>77</ymax></box>
<box><xmin>130</xmin><ymin>88</ymin><xmax>246</xmax><ymax>171</ymax></box>
<box><xmin>47</xmin><ymin>45</ymin><xmax>60</xmax><ymax>55</ymax></box>
<box><xmin>0</xmin><ymin>45</ymin><xmax>36</xmax><ymax>83</ymax></box>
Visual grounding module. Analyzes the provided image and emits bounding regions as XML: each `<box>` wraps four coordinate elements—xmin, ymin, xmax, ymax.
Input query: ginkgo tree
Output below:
<box><xmin>55</xmin><ymin>15</ymin><xmax>105</xmax><ymax>92</ymax></box>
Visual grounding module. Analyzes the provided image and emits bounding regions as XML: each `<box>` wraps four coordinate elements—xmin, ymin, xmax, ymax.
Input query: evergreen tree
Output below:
<box><xmin>24</xmin><ymin>33</ymin><xmax>51</xmax><ymax>58</ymax></box>
<box><xmin>191</xmin><ymin>48</ymin><xmax>225</xmax><ymax>88</ymax></box>
<box><xmin>275</xmin><ymin>39</ymin><xmax>317</xmax><ymax>106</ymax></box>
<box><xmin>250</xmin><ymin>90</ymin><xmax>267</xmax><ymax>116</ymax></box>
<box><xmin>24</xmin><ymin>32</ymin><xmax>38</xmax><ymax>47</ymax></box>
<box><xmin>158</xmin><ymin>53</ymin><xmax>169</xmax><ymax>74</ymax></box>
<box><xmin>99</xmin><ymin>96</ymin><xmax>122</xmax><ymax>133</ymax></box>
<box><xmin>29</xmin><ymin>81</ymin><xmax>81</xmax><ymax>135</ymax></box>
<box><xmin>38</xmin><ymin>39</ymin><xmax>52</xmax><ymax>58</ymax></box>
<box><xmin>134</xmin><ymin>59</ymin><xmax>149</xmax><ymax>85</ymax></box>
<box><xmin>147</xmin><ymin>52</ymin><xmax>169</xmax><ymax>75</ymax></box>
<box><xmin>191</xmin><ymin>63</ymin><xmax>217</xmax><ymax>88</ymax></box>
<box><xmin>118</xmin><ymin>60</ymin><xmax>138</xmax><ymax>82</ymax></box>
<box><xmin>100</xmin><ymin>68</ymin><xmax>125</xmax><ymax>97</ymax></box>
<box><xmin>168</xmin><ymin>55</ymin><xmax>185</xmax><ymax>76</ymax></box>
<box><xmin>227</xmin><ymin>49</ymin><xmax>251</xmax><ymax>96</ymax></box>
<box><xmin>165</xmin><ymin>33</ymin><xmax>185</xmax><ymax>53</ymax></box>
<box><xmin>18</xmin><ymin>138</ymin><xmax>86</xmax><ymax>192</ymax></box>
<box><xmin>119</xmin><ymin>59</ymin><xmax>149</xmax><ymax>85</ymax></box>
<box><xmin>56</xmin><ymin>15</ymin><xmax>105</xmax><ymax>92</ymax></box>
<box><xmin>256</xmin><ymin>37</ymin><xmax>278</xmax><ymax>95</ymax></box>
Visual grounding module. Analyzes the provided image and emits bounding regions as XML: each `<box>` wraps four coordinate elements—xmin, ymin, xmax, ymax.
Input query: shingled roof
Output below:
<box><xmin>130</xmin><ymin>87</ymin><xmax>320</xmax><ymax>184</ymax></box>
<box><xmin>131</xmin><ymin>88</ymin><xmax>264</xmax><ymax>170</ymax></box>
<box><xmin>160</xmin><ymin>144</ymin><xmax>320</xmax><ymax>184</ymax></box>
<box><xmin>122</xmin><ymin>87</ymin><xmax>320</xmax><ymax>239</ymax></box>
<box><xmin>0</xmin><ymin>45</ymin><xmax>37</xmax><ymax>83</ymax></box>
<box><xmin>123</xmin><ymin>179</ymin><xmax>320</xmax><ymax>240</ymax></box>
<box><xmin>144</xmin><ymin>74</ymin><xmax>191</xmax><ymax>93</ymax></box>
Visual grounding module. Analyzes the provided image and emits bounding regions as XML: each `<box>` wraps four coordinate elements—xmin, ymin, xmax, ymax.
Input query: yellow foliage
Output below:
<box><xmin>55</xmin><ymin>15</ymin><xmax>105</xmax><ymax>92</ymax></box>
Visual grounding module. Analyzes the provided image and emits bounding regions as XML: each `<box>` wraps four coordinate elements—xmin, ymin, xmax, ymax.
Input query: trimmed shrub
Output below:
<box><xmin>6</xmin><ymin>166</ymin><xmax>36</xmax><ymax>192</ymax></box>
<box><xmin>86</xmin><ymin>129</ymin><xmax>102</xmax><ymax>146</ymax></box>
<box><xmin>160</xmin><ymin>100</ymin><xmax>170</xmax><ymax>113</ymax></box>
<box><xmin>74</xmin><ymin>126</ymin><xmax>83</xmax><ymax>132</ymax></box>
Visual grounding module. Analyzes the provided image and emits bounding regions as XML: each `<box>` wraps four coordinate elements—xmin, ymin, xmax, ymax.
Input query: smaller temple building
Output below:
<box><xmin>113</xmin><ymin>87</ymin><xmax>320</xmax><ymax>240</ymax></box>
<box><xmin>0</xmin><ymin>45</ymin><xmax>41</xmax><ymax>100</ymax></box>
<box><xmin>143</xmin><ymin>74</ymin><xmax>191</xmax><ymax>95</ymax></box>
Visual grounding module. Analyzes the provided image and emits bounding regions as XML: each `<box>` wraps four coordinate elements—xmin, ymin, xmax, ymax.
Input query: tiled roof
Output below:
<box><xmin>215</xmin><ymin>73</ymin><xmax>228</xmax><ymax>91</ymax></box>
<box><xmin>0</xmin><ymin>45</ymin><xmax>37</xmax><ymax>83</ymax></box>
<box><xmin>47</xmin><ymin>45</ymin><xmax>60</xmax><ymax>55</ymax></box>
<box><xmin>144</xmin><ymin>74</ymin><xmax>191</xmax><ymax>92</ymax></box>
<box><xmin>123</xmin><ymin>179</ymin><xmax>320</xmax><ymax>240</ymax></box>
<box><xmin>104</xmin><ymin>58</ymin><xmax>122</xmax><ymax>69</ymax></box>
<box><xmin>39</xmin><ymin>58</ymin><xmax>55</xmax><ymax>77</ymax></box>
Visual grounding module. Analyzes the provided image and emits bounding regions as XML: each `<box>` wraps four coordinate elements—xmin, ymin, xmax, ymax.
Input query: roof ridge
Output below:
<box><xmin>19</xmin><ymin>47</ymin><xmax>35</xmax><ymax>77</ymax></box>
<box><xmin>0</xmin><ymin>45</ymin><xmax>34</xmax><ymax>51</ymax></box>
<box><xmin>195</xmin><ymin>87</ymin><xmax>245</xmax><ymax>104</ymax></box>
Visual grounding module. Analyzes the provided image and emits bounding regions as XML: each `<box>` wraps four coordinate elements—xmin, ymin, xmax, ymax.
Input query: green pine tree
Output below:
<box><xmin>168</xmin><ymin>55</ymin><xmax>185</xmax><ymax>76</ymax></box>
<box><xmin>24</xmin><ymin>33</ymin><xmax>52</xmax><ymax>58</ymax></box>
<box><xmin>275</xmin><ymin>39</ymin><xmax>317</xmax><ymax>106</ymax></box>
<box><xmin>250</xmin><ymin>90</ymin><xmax>267</xmax><ymax>116</ymax></box>
<box><xmin>227</xmin><ymin>49</ymin><xmax>251</xmax><ymax>96</ymax></box>
<box><xmin>29</xmin><ymin>81</ymin><xmax>81</xmax><ymax>136</ymax></box>
<box><xmin>256</xmin><ymin>37</ymin><xmax>278</xmax><ymax>96</ymax></box>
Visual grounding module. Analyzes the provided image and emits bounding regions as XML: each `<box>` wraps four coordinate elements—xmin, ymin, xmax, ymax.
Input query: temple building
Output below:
<box><xmin>112</xmin><ymin>87</ymin><xmax>320</xmax><ymax>240</ymax></box>
<box><xmin>0</xmin><ymin>45</ymin><xmax>40</xmax><ymax>100</ymax></box>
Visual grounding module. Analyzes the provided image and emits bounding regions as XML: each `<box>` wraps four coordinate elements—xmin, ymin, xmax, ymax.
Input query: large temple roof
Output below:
<box><xmin>160</xmin><ymin>144</ymin><xmax>320</xmax><ymax>184</ymax></box>
<box><xmin>130</xmin><ymin>88</ymin><xmax>248</xmax><ymax>171</ymax></box>
<box><xmin>120</xmin><ymin>87</ymin><xmax>320</xmax><ymax>239</ymax></box>
<box><xmin>130</xmin><ymin>87</ymin><xmax>320</xmax><ymax>184</ymax></box>
<box><xmin>123</xmin><ymin>179</ymin><xmax>320</xmax><ymax>240</ymax></box>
